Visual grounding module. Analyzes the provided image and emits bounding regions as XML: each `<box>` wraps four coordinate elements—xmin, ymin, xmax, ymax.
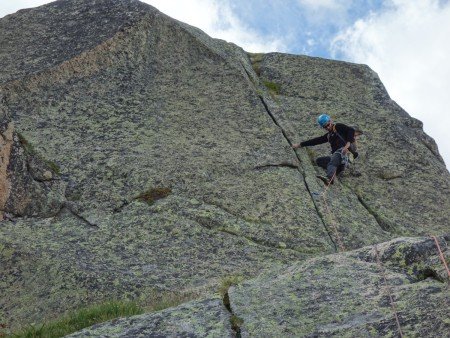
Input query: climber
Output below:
<box><xmin>292</xmin><ymin>114</ymin><xmax>358</xmax><ymax>186</ymax></box>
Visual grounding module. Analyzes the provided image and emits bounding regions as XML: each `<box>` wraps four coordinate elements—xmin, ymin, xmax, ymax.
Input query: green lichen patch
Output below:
<box><xmin>136</xmin><ymin>187</ymin><xmax>172</xmax><ymax>205</ymax></box>
<box><xmin>373</xmin><ymin>237</ymin><xmax>449</xmax><ymax>282</ymax></box>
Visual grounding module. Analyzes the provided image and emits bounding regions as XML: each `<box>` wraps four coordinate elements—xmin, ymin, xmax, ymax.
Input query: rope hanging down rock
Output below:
<box><xmin>430</xmin><ymin>235</ymin><xmax>450</xmax><ymax>279</ymax></box>
<box><xmin>320</xmin><ymin>171</ymin><xmax>404</xmax><ymax>337</ymax></box>
<box><xmin>374</xmin><ymin>244</ymin><xmax>404</xmax><ymax>338</ymax></box>
<box><xmin>320</xmin><ymin>170</ymin><xmax>346</xmax><ymax>252</ymax></box>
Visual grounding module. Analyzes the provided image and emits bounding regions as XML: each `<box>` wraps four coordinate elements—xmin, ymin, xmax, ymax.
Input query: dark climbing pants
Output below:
<box><xmin>316</xmin><ymin>151</ymin><xmax>346</xmax><ymax>180</ymax></box>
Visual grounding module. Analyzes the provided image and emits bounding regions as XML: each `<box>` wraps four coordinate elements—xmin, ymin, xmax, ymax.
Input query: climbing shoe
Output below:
<box><xmin>316</xmin><ymin>175</ymin><xmax>333</xmax><ymax>186</ymax></box>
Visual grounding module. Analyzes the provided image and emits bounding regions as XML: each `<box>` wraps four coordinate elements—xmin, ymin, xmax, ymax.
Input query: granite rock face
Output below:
<box><xmin>63</xmin><ymin>237</ymin><xmax>449</xmax><ymax>337</ymax></box>
<box><xmin>229</xmin><ymin>237</ymin><xmax>450</xmax><ymax>337</ymax></box>
<box><xmin>66</xmin><ymin>297</ymin><xmax>233</xmax><ymax>338</ymax></box>
<box><xmin>0</xmin><ymin>121</ymin><xmax>65</xmax><ymax>219</ymax></box>
<box><xmin>0</xmin><ymin>0</ymin><xmax>449</xmax><ymax>336</ymax></box>
<box><xmin>256</xmin><ymin>53</ymin><xmax>450</xmax><ymax>240</ymax></box>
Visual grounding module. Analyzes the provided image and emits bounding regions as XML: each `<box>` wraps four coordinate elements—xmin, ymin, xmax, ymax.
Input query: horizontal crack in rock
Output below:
<box><xmin>253</xmin><ymin>162</ymin><xmax>298</xmax><ymax>170</ymax></box>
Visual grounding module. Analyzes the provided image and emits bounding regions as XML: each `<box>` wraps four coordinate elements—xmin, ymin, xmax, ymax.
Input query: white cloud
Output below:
<box><xmin>143</xmin><ymin>0</ymin><xmax>287</xmax><ymax>52</ymax></box>
<box><xmin>298</xmin><ymin>0</ymin><xmax>343</xmax><ymax>10</ymax></box>
<box><xmin>296</xmin><ymin>0</ymin><xmax>354</xmax><ymax>25</ymax></box>
<box><xmin>0</xmin><ymin>0</ymin><xmax>51</xmax><ymax>18</ymax></box>
<box><xmin>332</xmin><ymin>0</ymin><xmax>450</xmax><ymax>169</ymax></box>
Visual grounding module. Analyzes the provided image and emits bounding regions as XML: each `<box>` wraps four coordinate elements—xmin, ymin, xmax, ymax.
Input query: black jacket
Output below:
<box><xmin>300</xmin><ymin>123</ymin><xmax>355</xmax><ymax>154</ymax></box>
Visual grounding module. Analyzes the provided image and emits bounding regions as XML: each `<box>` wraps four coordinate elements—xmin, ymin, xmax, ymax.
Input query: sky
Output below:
<box><xmin>1</xmin><ymin>0</ymin><xmax>449</xmax><ymax>169</ymax></box>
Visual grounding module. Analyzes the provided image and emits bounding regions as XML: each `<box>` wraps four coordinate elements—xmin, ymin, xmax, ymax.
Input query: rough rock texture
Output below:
<box><xmin>0</xmin><ymin>0</ymin><xmax>152</xmax><ymax>84</ymax></box>
<box><xmin>0</xmin><ymin>121</ymin><xmax>65</xmax><ymax>219</ymax></box>
<box><xmin>255</xmin><ymin>53</ymin><xmax>450</xmax><ymax>240</ymax></box>
<box><xmin>0</xmin><ymin>200</ymin><xmax>302</xmax><ymax>329</ymax></box>
<box><xmin>66</xmin><ymin>297</ymin><xmax>233</xmax><ymax>338</ymax></box>
<box><xmin>229</xmin><ymin>237</ymin><xmax>450</xmax><ymax>337</ymax></box>
<box><xmin>0</xmin><ymin>0</ymin><xmax>449</xmax><ymax>336</ymax></box>
<box><xmin>54</xmin><ymin>237</ymin><xmax>450</xmax><ymax>337</ymax></box>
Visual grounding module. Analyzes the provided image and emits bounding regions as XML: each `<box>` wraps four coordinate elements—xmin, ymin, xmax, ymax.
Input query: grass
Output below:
<box><xmin>11</xmin><ymin>300</ymin><xmax>143</xmax><ymax>338</ymax></box>
<box><xmin>248</xmin><ymin>52</ymin><xmax>264</xmax><ymax>76</ymax></box>
<box><xmin>262</xmin><ymin>80</ymin><xmax>281</xmax><ymax>98</ymax></box>
<box><xmin>11</xmin><ymin>290</ymin><xmax>198</xmax><ymax>338</ymax></box>
<box><xmin>218</xmin><ymin>275</ymin><xmax>245</xmax><ymax>299</ymax></box>
<box><xmin>230</xmin><ymin>314</ymin><xmax>244</xmax><ymax>332</ymax></box>
<box><xmin>136</xmin><ymin>187</ymin><xmax>172</xmax><ymax>205</ymax></box>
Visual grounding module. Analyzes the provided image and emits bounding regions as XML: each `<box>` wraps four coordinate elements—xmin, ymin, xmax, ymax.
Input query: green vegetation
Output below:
<box><xmin>248</xmin><ymin>52</ymin><xmax>264</xmax><ymax>76</ymax></box>
<box><xmin>218</xmin><ymin>275</ymin><xmax>245</xmax><ymax>299</ymax></box>
<box><xmin>136</xmin><ymin>187</ymin><xmax>172</xmax><ymax>205</ymax></box>
<box><xmin>230</xmin><ymin>314</ymin><xmax>244</xmax><ymax>333</ymax></box>
<box><xmin>262</xmin><ymin>80</ymin><xmax>281</xmax><ymax>97</ymax></box>
<box><xmin>10</xmin><ymin>290</ymin><xmax>198</xmax><ymax>338</ymax></box>
<box><xmin>46</xmin><ymin>161</ymin><xmax>61</xmax><ymax>175</ymax></box>
<box><xmin>11</xmin><ymin>300</ymin><xmax>143</xmax><ymax>338</ymax></box>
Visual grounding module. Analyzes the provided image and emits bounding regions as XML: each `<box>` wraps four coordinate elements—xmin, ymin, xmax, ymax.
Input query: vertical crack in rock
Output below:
<box><xmin>258</xmin><ymin>96</ymin><xmax>292</xmax><ymax>144</ymax></box>
<box><xmin>257</xmin><ymin>95</ymin><xmax>338</xmax><ymax>252</ymax></box>
<box><xmin>301</xmin><ymin>177</ymin><xmax>339</xmax><ymax>252</ymax></box>
<box><xmin>347</xmin><ymin>185</ymin><xmax>393</xmax><ymax>233</ymax></box>
<box><xmin>239</xmin><ymin>58</ymin><xmax>338</xmax><ymax>252</ymax></box>
<box><xmin>356</xmin><ymin>194</ymin><xmax>391</xmax><ymax>232</ymax></box>
<box><xmin>222</xmin><ymin>288</ymin><xmax>243</xmax><ymax>338</ymax></box>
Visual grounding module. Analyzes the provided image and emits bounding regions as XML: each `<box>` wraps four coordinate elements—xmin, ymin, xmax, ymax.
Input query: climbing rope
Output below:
<box><xmin>430</xmin><ymin>235</ymin><xmax>450</xmax><ymax>279</ymax></box>
<box><xmin>374</xmin><ymin>244</ymin><xmax>404</xmax><ymax>338</ymax></box>
<box><xmin>320</xmin><ymin>165</ymin><xmax>404</xmax><ymax>336</ymax></box>
<box><xmin>311</xmin><ymin>151</ymin><xmax>450</xmax><ymax>338</ymax></box>
<box><xmin>321</xmin><ymin>170</ymin><xmax>346</xmax><ymax>252</ymax></box>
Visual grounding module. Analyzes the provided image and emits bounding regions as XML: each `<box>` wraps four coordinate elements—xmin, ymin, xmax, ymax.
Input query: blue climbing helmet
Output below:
<box><xmin>317</xmin><ymin>114</ymin><xmax>331</xmax><ymax>127</ymax></box>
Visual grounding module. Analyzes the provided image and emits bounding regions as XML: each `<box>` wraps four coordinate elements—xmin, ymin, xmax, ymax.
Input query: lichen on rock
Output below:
<box><xmin>0</xmin><ymin>0</ymin><xmax>449</xmax><ymax>336</ymax></box>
